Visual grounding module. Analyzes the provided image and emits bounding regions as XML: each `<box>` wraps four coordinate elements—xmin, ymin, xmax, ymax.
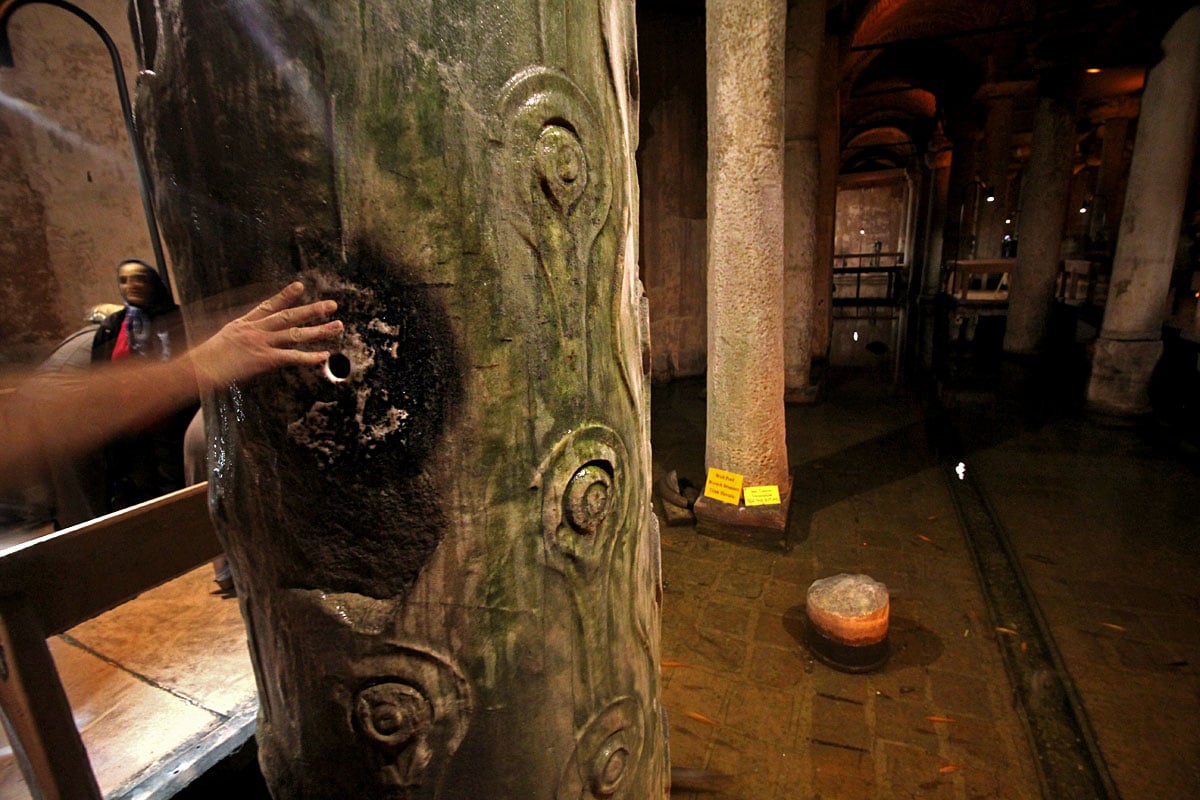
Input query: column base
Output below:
<box><xmin>785</xmin><ymin>360</ymin><xmax>826</xmax><ymax>405</ymax></box>
<box><xmin>784</xmin><ymin>384</ymin><xmax>820</xmax><ymax>405</ymax></box>
<box><xmin>1085</xmin><ymin>337</ymin><xmax>1162</xmax><ymax>418</ymax></box>
<box><xmin>693</xmin><ymin>478</ymin><xmax>792</xmax><ymax>550</ymax></box>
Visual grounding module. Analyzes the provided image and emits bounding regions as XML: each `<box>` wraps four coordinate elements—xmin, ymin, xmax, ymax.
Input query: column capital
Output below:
<box><xmin>1085</xmin><ymin>96</ymin><xmax>1141</xmax><ymax>124</ymax></box>
<box><xmin>974</xmin><ymin>80</ymin><xmax>1035</xmax><ymax>102</ymax></box>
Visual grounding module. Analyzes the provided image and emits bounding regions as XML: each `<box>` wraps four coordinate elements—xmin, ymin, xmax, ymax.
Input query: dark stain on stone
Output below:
<box><xmin>236</xmin><ymin>235</ymin><xmax>462</xmax><ymax>599</ymax></box>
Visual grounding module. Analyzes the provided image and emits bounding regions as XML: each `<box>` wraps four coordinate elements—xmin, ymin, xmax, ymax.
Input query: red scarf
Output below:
<box><xmin>111</xmin><ymin>317</ymin><xmax>132</xmax><ymax>361</ymax></box>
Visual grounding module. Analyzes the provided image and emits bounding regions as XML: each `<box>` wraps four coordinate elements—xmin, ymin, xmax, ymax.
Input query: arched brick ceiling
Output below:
<box><xmin>851</xmin><ymin>43</ymin><xmax>981</xmax><ymax>108</ymax></box>
<box><xmin>844</xmin><ymin>0</ymin><xmax>1037</xmax><ymax>86</ymax></box>
<box><xmin>842</xmin><ymin>128</ymin><xmax>915</xmax><ymax>172</ymax></box>
<box><xmin>838</xmin><ymin>1</ymin><xmax>1031</xmax><ymax>167</ymax></box>
<box><xmin>846</xmin><ymin>87</ymin><xmax>937</xmax><ymax>124</ymax></box>
<box><xmin>842</xmin><ymin>92</ymin><xmax>937</xmax><ymax>151</ymax></box>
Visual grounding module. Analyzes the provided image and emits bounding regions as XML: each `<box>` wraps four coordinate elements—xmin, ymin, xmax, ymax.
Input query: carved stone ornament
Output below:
<box><xmin>132</xmin><ymin>0</ymin><xmax>662</xmax><ymax>796</ymax></box>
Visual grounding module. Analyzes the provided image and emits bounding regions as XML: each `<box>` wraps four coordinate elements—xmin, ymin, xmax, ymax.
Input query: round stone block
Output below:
<box><xmin>805</xmin><ymin>573</ymin><xmax>890</xmax><ymax>673</ymax></box>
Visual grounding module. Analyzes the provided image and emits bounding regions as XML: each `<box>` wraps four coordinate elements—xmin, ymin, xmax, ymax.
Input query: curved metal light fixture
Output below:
<box><xmin>0</xmin><ymin>0</ymin><xmax>170</xmax><ymax>299</ymax></box>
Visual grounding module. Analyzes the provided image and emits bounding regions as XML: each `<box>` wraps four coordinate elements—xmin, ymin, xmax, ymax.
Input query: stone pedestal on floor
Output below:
<box><xmin>805</xmin><ymin>573</ymin><xmax>890</xmax><ymax>673</ymax></box>
<box><xmin>693</xmin><ymin>479</ymin><xmax>793</xmax><ymax>549</ymax></box>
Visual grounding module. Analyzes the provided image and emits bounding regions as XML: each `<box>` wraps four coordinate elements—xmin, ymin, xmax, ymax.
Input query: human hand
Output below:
<box><xmin>187</xmin><ymin>281</ymin><xmax>343</xmax><ymax>390</ymax></box>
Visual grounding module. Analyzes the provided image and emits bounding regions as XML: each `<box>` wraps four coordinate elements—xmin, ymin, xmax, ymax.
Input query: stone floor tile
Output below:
<box><xmin>671</xmin><ymin>628</ymin><xmax>749</xmax><ymax>673</ymax></box>
<box><xmin>942</xmin><ymin>712</ymin><xmax>1011</xmax><ymax>767</ymax></box>
<box><xmin>689</xmin><ymin>534</ymin><xmax>736</xmax><ymax>564</ymax></box>
<box><xmin>665</xmin><ymin>722</ymin><xmax>713</xmax><ymax>773</ymax></box>
<box><xmin>700</xmin><ymin>600</ymin><xmax>758</xmax><ymax>638</ymax></box>
<box><xmin>715</xmin><ymin>569</ymin><xmax>767</xmax><ymax>600</ymax></box>
<box><xmin>810</xmin><ymin>666</ymin><xmax>875</xmax><ymax>703</ymax></box>
<box><xmin>810</xmin><ymin>740</ymin><xmax>876</xmax><ymax>799</ymax></box>
<box><xmin>879</xmin><ymin>741</ymin><xmax>959</xmax><ymax>800</ymax></box>
<box><xmin>724</xmin><ymin>683</ymin><xmax>798</xmax><ymax>744</ymax></box>
<box><xmin>747</xmin><ymin>643</ymin><xmax>811</xmax><ymax>690</ymax></box>
<box><xmin>960</xmin><ymin>765</ymin><xmax>1040</xmax><ymax>800</ymax></box>
<box><xmin>704</xmin><ymin>729</ymin><xmax>784</xmax><ymax>799</ymax></box>
<box><xmin>1139</xmin><ymin>611</ymin><xmax>1200</xmax><ymax>648</ymax></box>
<box><xmin>661</xmin><ymin>666</ymin><xmax>732</xmax><ymax>722</ymax></box>
<box><xmin>732</xmin><ymin>547</ymin><xmax>780</xmax><ymax>575</ymax></box>
<box><xmin>753</xmin><ymin>609</ymin><xmax>806</xmax><ymax>649</ymax></box>
<box><xmin>663</xmin><ymin>553</ymin><xmax>725</xmax><ymax>591</ymax></box>
<box><xmin>762</xmin><ymin>578</ymin><xmax>807</xmax><ymax>612</ymax></box>
<box><xmin>928</xmin><ymin>670</ymin><xmax>998</xmax><ymax>719</ymax></box>
<box><xmin>659</xmin><ymin>525</ymin><xmax>698</xmax><ymax>555</ymax></box>
<box><xmin>810</xmin><ymin>692</ymin><xmax>871</xmax><ymax>752</ymax></box>
<box><xmin>771</xmin><ymin>555</ymin><xmax>817</xmax><ymax>586</ymax></box>
<box><xmin>873</xmin><ymin>696</ymin><xmax>940</xmax><ymax>753</ymax></box>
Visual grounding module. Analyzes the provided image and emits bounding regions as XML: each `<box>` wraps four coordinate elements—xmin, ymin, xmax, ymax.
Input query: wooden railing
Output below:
<box><xmin>0</xmin><ymin>483</ymin><xmax>218</xmax><ymax>800</ymax></box>
<box><xmin>943</xmin><ymin>258</ymin><xmax>1013</xmax><ymax>303</ymax></box>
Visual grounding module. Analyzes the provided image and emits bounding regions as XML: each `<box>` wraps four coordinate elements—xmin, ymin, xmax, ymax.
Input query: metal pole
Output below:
<box><xmin>0</xmin><ymin>0</ymin><xmax>170</xmax><ymax>299</ymax></box>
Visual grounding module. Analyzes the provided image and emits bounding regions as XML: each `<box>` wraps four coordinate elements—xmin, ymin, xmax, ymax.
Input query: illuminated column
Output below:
<box><xmin>1088</xmin><ymin>7</ymin><xmax>1200</xmax><ymax>415</ymax></box>
<box><xmin>1003</xmin><ymin>72</ymin><xmax>1078</xmax><ymax>355</ymax></box>
<box><xmin>695</xmin><ymin>0</ymin><xmax>790</xmax><ymax>543</ymax></box>
<box><xmin>784</xmin><ymin>0</ymin><xmax>824</xmax><ymax>402</ymax></box>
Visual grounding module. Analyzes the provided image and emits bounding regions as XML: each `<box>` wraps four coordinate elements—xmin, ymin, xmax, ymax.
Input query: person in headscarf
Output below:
<box><xmin>92</xmin><ymin>259</ymin><xmax>179</xmax><ymax>363</ymax></box>
<box><xmin>90</xmin><ymin>259</ymin><xmax>191</xmax><ymax>511</ymax></box>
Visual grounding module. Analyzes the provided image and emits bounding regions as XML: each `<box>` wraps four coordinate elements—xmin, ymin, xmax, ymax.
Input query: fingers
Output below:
<box><xmin>259</xmin><ymin>298</ymin><xmax>339</xmax><ymax>332</ymax></box>
<box><xmin>268</xmin><ymin>319</ymin><xmax>343</xmax><ymax>348</ymax></box>
<box><xmin>278</xmin><ymin>349</ymin><xmax>332</xmax><ymax>367</ymax></box>
<box><xmin>243</xmin><ymin>280</ymin><xmax>307</xmax><ymax>323</ymax></box>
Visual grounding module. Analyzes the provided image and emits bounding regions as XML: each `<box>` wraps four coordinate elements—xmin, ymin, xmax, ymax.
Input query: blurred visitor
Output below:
<box><xmin>91</xmin><ymin>259</ymin><xmax>192</xmax><ymax>512</ymax></box>
<box><xmin>1</xmin><ymin>280</ymin><xmax>341</xmax><ymax>495</ymax></box>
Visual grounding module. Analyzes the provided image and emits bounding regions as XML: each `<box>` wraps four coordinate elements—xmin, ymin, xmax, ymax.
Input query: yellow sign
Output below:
<box><xmin>744</xmin><ymin>485</ymin><xmax>782</xmax><ymax>506</ymax></box>
<box><xmin>703</xmin><ymin>467</ymin><xmax>744</xmax><ymax>505</ymax></box>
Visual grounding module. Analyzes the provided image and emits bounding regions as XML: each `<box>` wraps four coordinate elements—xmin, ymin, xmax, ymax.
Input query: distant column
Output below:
<box><xmin>941</xmin><ymin>113</ymin><xmax>981</xmax><ymax>267</ymax></box>
<box><xmin>916</xmin><ymin>145</ymin><xmax>952</xmax><ymax>371</ymax></box>
<box><xmin>974</xmin><ymin>87</ymin><xmax>1017</xmax><ymax>259</ymax></box>
<box><xmin>811</xmin><ymin>26</ymin><xmax>840</xmax><ymax>371</ymax></box>
<box><xmin>1003</xmin><ymin>72</ymin><xmax>1079</xmax><ymax>355</ymax></box>
<box><xmin>1085</xmin><ymin>100</ymin><xmax>1138</xmax><ymax>249</ymax></box>
<box><xmin>1088</xmin><ymin>7</ymin><xmax>1200</xmax><ymax>415</ymax></box>
<box><xmin>784</xmin><ymin>0</ymin><xmax>825</xmax><ymax>402</ymax></box>
<box><xmin>922</xmin><ymin>144</ymin><xmax>953</xmax><ymax>297</ymax></box>
<box><xmin>695</xmin><ymin>0</ymin><xmax>791</xmax><ymax>543</ymax></box>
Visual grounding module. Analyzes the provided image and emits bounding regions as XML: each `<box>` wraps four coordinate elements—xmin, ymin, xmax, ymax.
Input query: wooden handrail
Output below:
<box><xmin>0</xmin><ymin>482</ymin><xmax>218</xmax><ymax>800</ymax></box>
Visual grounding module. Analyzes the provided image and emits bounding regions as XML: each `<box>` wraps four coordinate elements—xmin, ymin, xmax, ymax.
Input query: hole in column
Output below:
<box><xmin>325</xmin><ymin>352</ymin><xmax>353</xmax><ymax>382</ymax></box>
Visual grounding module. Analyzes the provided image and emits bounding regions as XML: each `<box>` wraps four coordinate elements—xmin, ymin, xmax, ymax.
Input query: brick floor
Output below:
<box><xmin>656</xmin><ymin>369</ymin><xmax>1200</xmax><ymax>799</ymax></box>
<box><xmin>654</xmin><ymin>376</ymin><xmax>1042</xmax><ymax>799</ymax></box>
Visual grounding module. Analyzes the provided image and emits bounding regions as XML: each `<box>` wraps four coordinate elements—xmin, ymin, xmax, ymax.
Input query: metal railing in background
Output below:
<box><xmin>831</xmin><ymin>250</ymin><xmax>907</xmax><ymax>308</ymax></box>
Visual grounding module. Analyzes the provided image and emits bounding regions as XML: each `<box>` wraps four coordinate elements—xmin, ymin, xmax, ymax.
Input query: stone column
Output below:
<box><xmin>811</xmin><ymin>29</ymin><xmax>840</xmax><ymax>370</ymax></box>
<box><xmin>974</xmin><ymin>86</ymin><xmax>1018</xmax><ymax>259</ymax></box>
<box><xmin>1088</xmin><ymin>7</ymin><xmax>1200</xmax><ymax>415</ymax></box>
<box><xmin>1085</xmin><ymin>100</ymin><xmax>1138</xmax><ymax>250</ymax></box>
<box><xmin>1003</xmin><ymin>73</ymin><xmax>1079</xmax><ymax>355</ymax></box>
<box><xmin>132</xmin><ymin>2</ymin><xmax>664</xmax><ymax>797</ymax></box>
<box><xmin>784</xmin><ymin>0</ymin><xmax>824</xmax><ymax>403</ymax></box>
<box><xmin>941</xmin><ymin>112</ymin><xmax>981</xmax><ymax>267</ymax></box>
<box><xmin>922</xmin><ymin>145</ymin><xmax>953</xmax><ymax>296</ymax></box>
<box><xmin>916</xmin><ymin>145</ymin><xmax>953</xmax><ymax>370</ymax></box>
<box><xmin>694</xmin><ymin>0</ymin><xmax>790</xmax><ymax>542</ymax></box>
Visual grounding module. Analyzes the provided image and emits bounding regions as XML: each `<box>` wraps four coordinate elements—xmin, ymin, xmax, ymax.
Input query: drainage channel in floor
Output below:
<box><xmin>937</xmin><ymin>423</ymin><xmax>1122</xmax><ymax>800</ymax></box>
